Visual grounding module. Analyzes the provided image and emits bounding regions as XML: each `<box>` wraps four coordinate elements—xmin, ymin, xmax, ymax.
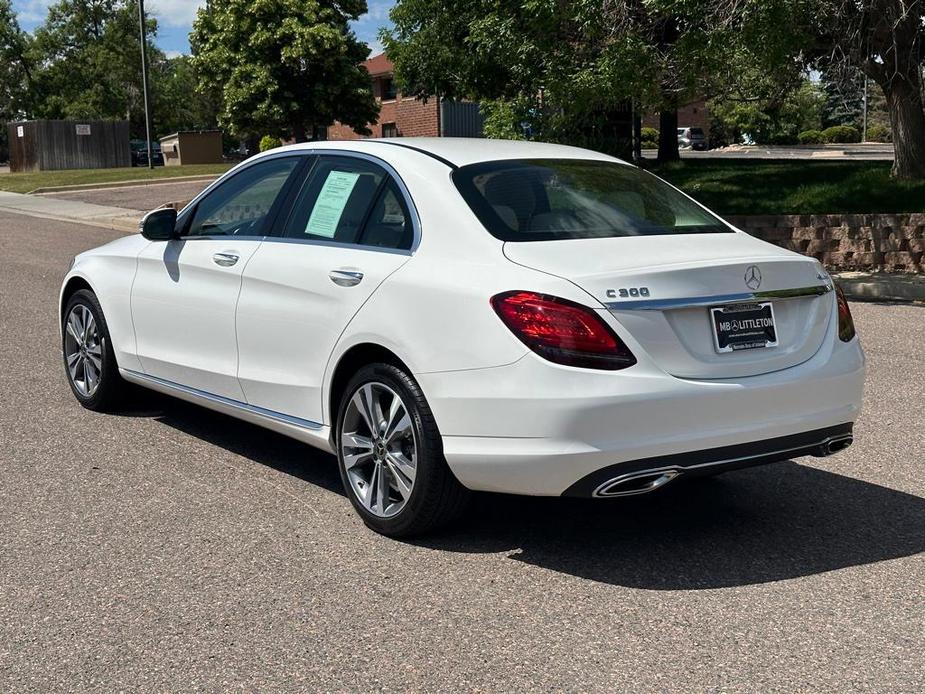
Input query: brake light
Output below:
<box><xmin>835</xmin><ymin>285</ymin><xmax>856</xmax><ymax>342</ymax></box>
<box><xmin>491</xmin><ymin>291</ymin><xmax>636</xmax><ymax>370</ymax></box>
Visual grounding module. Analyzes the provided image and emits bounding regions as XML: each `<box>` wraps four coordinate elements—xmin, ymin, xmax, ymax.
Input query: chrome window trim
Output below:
<box><xmin>606</xmin><ymin>283</ymin><xmax>833</xmax><ymax>311</ymax></box>
<box><xmin>261</xmin><ymin>236</ymin><xmax>414</xmax><ymax>257</ymax></box>
<box><xmin>123</xmin><ymin>369</ymin><xmax>324</xmax><ymax>431</ymax></box>
<box><xmin>178</xmin><ymin>148</ymin><xmax>423</xmax><ymax>255</ymax></box>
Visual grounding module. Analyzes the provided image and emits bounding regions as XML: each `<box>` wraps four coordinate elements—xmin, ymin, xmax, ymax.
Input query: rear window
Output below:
<box><xmin>452</xmin><ymin>159</ymin><xmax>731</xmax><ymax>242</ymax></box>
<box><xmin>690</xmin><ymin>128</ymin><xmax>705</xmax><ymax>137</ymax></box>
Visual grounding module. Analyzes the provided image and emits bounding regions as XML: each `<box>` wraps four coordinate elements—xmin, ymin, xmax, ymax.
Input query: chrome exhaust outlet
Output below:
<box><xmin>594</xmin><ymin>468</ymin><xmax>681</xmax><ymax>498</ymax></box>
<box><xmin>815</xmin><ymin>435</ymin><xmax>854</xmax><ymax>457</ymax></box>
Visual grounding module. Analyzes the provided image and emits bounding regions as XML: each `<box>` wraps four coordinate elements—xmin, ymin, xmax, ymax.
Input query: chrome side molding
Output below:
<box><xmin>606</xmin><ymin>283</ymin><xmax>833</xmax><ymax>311</ymax></box>
<box><xmin>122</xmin><ymin>369</ymin><xmax>324</xmax><ymax>430</ymax></box>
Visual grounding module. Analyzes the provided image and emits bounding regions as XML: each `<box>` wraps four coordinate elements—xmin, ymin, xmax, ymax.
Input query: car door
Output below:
<box><xmin>236</xmin><ymin>153</ymin><xmax>416</xmax><ymax>424</ymax></box>
<box><xmin>131</xmin><ymin>155</ymin><xmax>304</xmax><ymax>399</ymax></box>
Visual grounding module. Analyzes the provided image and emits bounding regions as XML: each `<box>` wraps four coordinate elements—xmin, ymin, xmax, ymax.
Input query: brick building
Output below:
<box><xmin>329</xmin><ymin>53</ymin><xmax>484</xmax><ymax>140</ymax></box>
<box><xmin>642</xmin><ymin>99</ymin><xmax>712</xmax><ymax>140</ymax></box>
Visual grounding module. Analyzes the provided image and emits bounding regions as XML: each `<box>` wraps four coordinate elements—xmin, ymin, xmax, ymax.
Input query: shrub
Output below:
<box><xmin>822</xmin><ymin>125</ymin><xmax>861</xmax><ymax>144</ymax></box>
<box><xmin>259</xmin><ymin>135</ymin><xmax>283</xmax><ymax>152</ymax></box>
<box><xmin>798</xmin><ymin>130</ymin><xmax>826</xmax><ymax>145</ymax></box>
<box><xmin>640</xmin><ymin>127</ymin><xmax>659</xmax><ymax>149</ymax></box>
<box><xmin>866</xmin><ymin>124</ymin><xmax>891</xmax><ymax>143</ymax></box>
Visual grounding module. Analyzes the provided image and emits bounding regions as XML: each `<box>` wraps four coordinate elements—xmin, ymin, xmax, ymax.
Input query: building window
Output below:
<box><xmin>380</xmin><ymin>78</ymin><xmax>398</xmax><ymax>101</ymax></box>
<box><xmin>382</xmin><ymin>122</ymin><xmax>399</xmax><ymax>138</ymax></box>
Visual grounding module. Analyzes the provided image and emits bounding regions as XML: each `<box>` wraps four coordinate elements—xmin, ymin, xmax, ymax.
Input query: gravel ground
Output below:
<box><xmin>42</xmin><ymin>180</ymin><xmax>214</xmax><ymax>212</ymax></box>
<box><xmin>0</xmin><ymin>210</ymin><xmax>922</xmax><ymax>693</ymax></box>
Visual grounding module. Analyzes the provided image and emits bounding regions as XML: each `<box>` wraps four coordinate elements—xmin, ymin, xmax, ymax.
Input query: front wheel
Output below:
<box><xmin>336</xmin><ymin>363</ymin><xmax>470</xmax><ymax>537</ymax></box>
<box><xmin>62</xmin><ymin>289</ymin><xmax>129</xmax><ymax>412</ymax></box>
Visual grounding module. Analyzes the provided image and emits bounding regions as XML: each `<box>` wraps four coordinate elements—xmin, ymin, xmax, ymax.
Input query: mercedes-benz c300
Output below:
<box><xmin>59</xmin><ymin>139</ymin><xmax>864</xmax><ymax>536</ymax></box>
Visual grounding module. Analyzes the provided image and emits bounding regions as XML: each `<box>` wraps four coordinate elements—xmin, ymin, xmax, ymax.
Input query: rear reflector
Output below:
<box><xmin>491</xmin><ymin>291</ymin><xmax>636</xmax><ymax>370</ymax></box>
<box><xmin>835</xmin><ymin>285</ymin><xmax>856</xmax><ymax>342</ymax></box>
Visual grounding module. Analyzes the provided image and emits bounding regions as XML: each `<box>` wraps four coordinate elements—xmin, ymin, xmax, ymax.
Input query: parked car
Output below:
<box><xmin>678</xmin><ymin>126</ymin><xmax>708</xmax><ymax>151</ymax></box>
<box><xmin>59</xmin><ymin>138</ymin><xmax>864</xmax><ymax>537</ymax></box>
<box><xmin>131</xmin><ymin>141</ymin><xmax>164</xmax><ymax>167</ymax></box>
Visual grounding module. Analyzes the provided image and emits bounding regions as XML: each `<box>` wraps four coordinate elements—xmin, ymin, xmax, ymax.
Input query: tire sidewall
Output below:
<box><xmin>335</xmin><ymin>363</ymin><xmax>442</xmax><ymax>536</ymax></box>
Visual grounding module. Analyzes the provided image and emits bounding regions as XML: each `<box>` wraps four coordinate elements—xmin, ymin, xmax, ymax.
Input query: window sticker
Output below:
<box><xmin>306</xmin><ymin>170</ymin><xmax>361</xmax><ymax>238</ymax></box>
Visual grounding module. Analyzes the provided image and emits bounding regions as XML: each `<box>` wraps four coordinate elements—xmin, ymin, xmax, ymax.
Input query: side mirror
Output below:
<box><xmin>140</xmin><ymin>208</ymin><xmax>179</xmax><ymax>241</ymax></box>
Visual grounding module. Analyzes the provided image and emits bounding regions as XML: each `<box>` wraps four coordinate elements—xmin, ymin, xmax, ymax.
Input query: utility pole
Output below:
<box><xmin>861</xmin><ymin>73</ymin><xmax>869</xmax><ymax>143</ymax></box>
<box><xmin>138</xmin><ymin>0</ymin><xmax>154</xmax><ymax>169</ymax></box>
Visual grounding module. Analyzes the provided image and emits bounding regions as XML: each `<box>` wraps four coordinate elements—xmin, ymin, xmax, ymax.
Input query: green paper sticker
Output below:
<box><xmin>306</xmin><ymin>170</ymin><xmax>361</xmax><ymax>238</ymax></box>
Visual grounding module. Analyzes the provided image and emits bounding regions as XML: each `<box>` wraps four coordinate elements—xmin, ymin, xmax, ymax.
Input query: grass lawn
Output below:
<box><xmin>649</xmin><ymin>160</ymin><xmax>925</xmax><ymax>216</ymax></box>
<box><xmin>0</xmin><ymin>164</ymin><xmax>232</xmax><ymax>194</ymax></box>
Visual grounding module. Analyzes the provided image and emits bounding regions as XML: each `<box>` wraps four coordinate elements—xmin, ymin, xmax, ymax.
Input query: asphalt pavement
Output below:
<box><xmin>41</xmin><ymin>180</ymin><xmax>214</xmax><ymax>213</ymax></box>
<box><xmin>0</xmin><ymin>210</ymin><xmax>922</xmax><ymax>692</ymax></box>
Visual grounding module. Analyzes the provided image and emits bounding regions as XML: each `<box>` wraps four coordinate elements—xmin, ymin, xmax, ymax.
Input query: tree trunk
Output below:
<box><xmin>658</xmin><ymin>107</ymin><xmax>680</xmax><ymax>162</ymax></box>
<box><xmin>291</xmin><ymin>123</ymin><xmax>308</xmax><ymax>143</ymax></box>
<box><xmin>882</xmin><ymin>75</ymin><xmax>925</xmax><ymax>180</ymax></box>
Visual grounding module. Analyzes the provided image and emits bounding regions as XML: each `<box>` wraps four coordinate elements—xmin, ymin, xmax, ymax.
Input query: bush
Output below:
<box><xmin>259</xmin><ymin>135</ymin><xmax>283</xmax><ymax>152</ymax></box>
<box><xmin>798</xmin><ymin>130</ymin><xmax>826</xmax><ymax>145</ymax></box>
<box><xmin>640</xmin><ymin>127</ymin><xmax>659</xmax><ymax>149</ymax></box>
<box><xmin>822</xmin><ymin>125</ymin><xmax>861</xmax><ymax>144</ymax></box>
<box><xmin>866</xmin><ymin>124</ymin><xmax>891</xmax><ymax>143</ymax></box>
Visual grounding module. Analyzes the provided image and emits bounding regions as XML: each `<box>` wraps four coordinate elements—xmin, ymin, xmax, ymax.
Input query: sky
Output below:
<box><xmin>12</xmin><ymin>0</ymin><xmax>396</xmax><ymax>58</ymax></box>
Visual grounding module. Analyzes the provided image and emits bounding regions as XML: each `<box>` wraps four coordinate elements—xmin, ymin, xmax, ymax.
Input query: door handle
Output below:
<box><xmin>212</xmin><ymin>252</ymin><xmax>240</xmax><ymax>267</ymax></box>
<box><xmin>329</xmin><ymin>269</ymin><xmax>364</xmax><ymax>287</ymax></box>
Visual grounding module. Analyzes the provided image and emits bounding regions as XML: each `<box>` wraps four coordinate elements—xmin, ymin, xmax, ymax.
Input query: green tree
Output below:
<box><xmin>711</xmin><ymin>79</ymin><xmax>825</xmax><ymax>145</ymax></box>
<box><xmin>153</xmin><ymin>55</ymin><xmax>221</xmax><ymax>136</ymax></box>
<box><xmin>190</xmin><ymin>0</ymin><xmax>379</xmax><ymax>142</ymax></box>
<box><xmin>29</xmin><ymin>0</ymin><xmax>163</xmax><ymax>138</ymax></box>
<box><xmin>0</xmin><ymin>0</ymin><xmax>33</xmax><ymax>159</ymax></box>
<box><xmin>819</xmin><ymin>65</ymin><xmax>864</xmax><ymax>129</ymax></box>
<box><xmin>383</xmin><ymin>1</ymin><xmax>814</xmax><ymax>161</ymax></box>
<box><xmin>812</xmin><ymin>0</ymin><xmax>925</xmax><ymax>178</ymax></box>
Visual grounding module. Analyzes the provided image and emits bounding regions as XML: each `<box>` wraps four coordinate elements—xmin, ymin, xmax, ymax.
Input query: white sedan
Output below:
<box><xmin>59</xmin><ymin>138</ymin><xmax>865</xmax><ymax>536</ymax></box>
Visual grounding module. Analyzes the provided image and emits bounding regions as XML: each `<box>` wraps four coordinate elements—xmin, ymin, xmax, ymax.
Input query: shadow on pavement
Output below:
<box><xmin>140</xmin><ymin>394</ymin><xmax>925</xmax><ymax>590</ymax></box>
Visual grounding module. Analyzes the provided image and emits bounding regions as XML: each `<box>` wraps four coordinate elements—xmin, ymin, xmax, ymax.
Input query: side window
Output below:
<box><xmin>357</xmin><ymin>180</ymin><xmax>413</xmax><ymax>250</ymax></box>
<box><xmin>283</xmin><ymin>157</ymin><xmax>386</xmax><ymax>244</ymax></box>
<box><xmin>186</xmin><ymin>157</ymin><xmax>299</xmax><ymax>237</ymax></box>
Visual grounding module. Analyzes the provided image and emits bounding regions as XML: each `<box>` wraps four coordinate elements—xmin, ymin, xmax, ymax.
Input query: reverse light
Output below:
<box><xmin>835</xmin><ymin>285</ymin><xmax>856</xmax><ymax>342</ymax></box>
<box><xmin>491</xmin><ymin>291</ymin><xmax>637</xmax><ymax>370</ymax></box>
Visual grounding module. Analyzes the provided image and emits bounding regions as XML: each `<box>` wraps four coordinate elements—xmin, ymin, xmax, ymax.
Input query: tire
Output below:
<box><xmin>335</xmin><ymin>362</ymin><xmax>470</xmax><ymax>537</ymax></box>
<box><xmin>62</xmin><ymin>289</ymin><xmax>130</xmax><ymax>412</ymax></box>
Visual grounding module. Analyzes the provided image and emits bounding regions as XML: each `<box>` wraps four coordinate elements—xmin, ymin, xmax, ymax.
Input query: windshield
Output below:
<box><xmin>453</xmin><ymin>159</ymin><xmax>732</xmax><ymax>242</ymax></box>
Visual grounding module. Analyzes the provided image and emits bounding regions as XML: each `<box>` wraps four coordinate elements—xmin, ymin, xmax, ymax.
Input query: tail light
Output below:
<box><xmin>491</xmin><ymin>291</ymin><xmax>636</xmax><ymax>370</ymax></box>
<box><xmin>835</xmin><ymin>285</ymin><xmax>856</xmax><ymax>342</ymax></box>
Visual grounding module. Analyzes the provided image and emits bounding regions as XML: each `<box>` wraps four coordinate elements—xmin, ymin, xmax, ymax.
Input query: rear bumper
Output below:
<box><xmin>419</xmin><ymin>333</ymin><xmax>865</xmax><ymax>496</ymax></box>
<box><xmin>562</xmin><ymin>423</ymin><xmax>853</xmax><ymax>497</ymax></box>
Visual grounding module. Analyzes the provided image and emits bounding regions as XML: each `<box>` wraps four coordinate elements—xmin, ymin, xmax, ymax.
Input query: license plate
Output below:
<box><xmin>710</xmin><ymin>302</ymin><xmax>778</xmax><ymax>353</ymax></box>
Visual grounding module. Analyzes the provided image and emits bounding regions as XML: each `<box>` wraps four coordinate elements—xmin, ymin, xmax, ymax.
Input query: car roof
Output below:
<box><xmin>271</xmin><ymin>137</ymin><xmax>625</xmax><ymax>169</ymax></box>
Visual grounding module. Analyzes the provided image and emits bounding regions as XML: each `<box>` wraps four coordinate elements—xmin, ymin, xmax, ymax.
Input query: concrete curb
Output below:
<box><xmin>834</xmin><ymin>272</ymin><xmax>925</xmax><ymax>303</ymax></box>
<box><xmin>30</xmin><ymin>174</ymin><xmax>221</xmax><ymax>195</ymax></box>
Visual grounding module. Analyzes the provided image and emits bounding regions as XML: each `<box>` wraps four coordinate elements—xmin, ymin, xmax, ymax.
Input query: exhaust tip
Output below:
<box><xmin>816</xmin><ymin>435</ymin><xmax>853</xmax><ymax>457</ymax></box>
<box><xmin>594</xmin><ymin>469</ymin><xmax>680</xmax><ymax>498</ymax></box>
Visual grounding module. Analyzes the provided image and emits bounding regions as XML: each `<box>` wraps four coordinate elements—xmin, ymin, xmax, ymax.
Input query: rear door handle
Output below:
<box><xmin>212</xmin><ymin>252</ymin><xmax>240</xmax><ymax>267</ymax></box>
<box><xmin>329</xmin><ymin>269</ymin><xmax>364</xmax><ymax>287</ymax></box>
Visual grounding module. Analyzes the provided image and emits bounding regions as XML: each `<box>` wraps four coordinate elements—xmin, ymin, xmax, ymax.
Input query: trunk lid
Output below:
<box><xmin>504</xmin><ymin>233</ymin><xmax>834</xmax><ymax>379</ymax></box>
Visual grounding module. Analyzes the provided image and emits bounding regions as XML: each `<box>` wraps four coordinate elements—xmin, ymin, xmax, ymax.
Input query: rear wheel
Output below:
<box><xmin>336</xmin><ymin>363</ymin><xmax>470</xmax><ymax>537</ymax></box>
<box><xmin>62</xmin><ymin>289</ymin><xmax>129</xmax><ymax>412</ymax></box>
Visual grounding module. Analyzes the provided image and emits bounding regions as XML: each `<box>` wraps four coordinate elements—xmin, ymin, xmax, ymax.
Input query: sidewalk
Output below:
<box><xmin>0</xmin><ymin>190</ymin><xmax>143</xmax><ymax>232</ymax></box>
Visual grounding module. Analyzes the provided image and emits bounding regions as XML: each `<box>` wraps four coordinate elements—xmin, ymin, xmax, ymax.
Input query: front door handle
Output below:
<box><xmin>212</xmin><ymin>252</ymin><xmax>240</xmax><ymax>267</ymax></box>
<box><xmin>329</xmin><ymin>269</ymin><xmax>364</xmax><ymax>287</ymax></box>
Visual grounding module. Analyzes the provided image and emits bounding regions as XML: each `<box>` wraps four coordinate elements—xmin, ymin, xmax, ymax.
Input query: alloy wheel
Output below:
<box><xmin>64</xmin><ymin>304</ymin><xmax>103</xmax><ymax>398</ymax></box>
<box><xmin>340</xmin><ymin>382</ymin><xmax>417</xmax><ymax>518</ymax></box>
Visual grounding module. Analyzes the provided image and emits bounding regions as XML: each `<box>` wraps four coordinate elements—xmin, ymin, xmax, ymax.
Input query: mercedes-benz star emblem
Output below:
<box><xmin>744</xmin><ymin>265</ymin><xmax>762</xmax><ymax>290</ymax></box>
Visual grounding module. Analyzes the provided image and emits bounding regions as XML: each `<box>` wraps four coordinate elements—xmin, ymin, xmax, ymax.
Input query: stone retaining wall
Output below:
<box><xmin>727</xmin><ymin>214</ymin><xmax>925</xmax><ymax>273</ymax></box>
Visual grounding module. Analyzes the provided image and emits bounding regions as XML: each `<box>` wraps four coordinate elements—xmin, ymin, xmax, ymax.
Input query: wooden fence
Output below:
<box><xmin>8</xmin><ymin>120</ymin><xmax>131</xmax><ymax>172</ymax></box>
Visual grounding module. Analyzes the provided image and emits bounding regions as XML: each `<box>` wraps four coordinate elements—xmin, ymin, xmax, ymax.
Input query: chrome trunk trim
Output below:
<box><xmin>606</xmin><ymin>283</ymin><xmax>833</xmax><ymax>311</ymax></box>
